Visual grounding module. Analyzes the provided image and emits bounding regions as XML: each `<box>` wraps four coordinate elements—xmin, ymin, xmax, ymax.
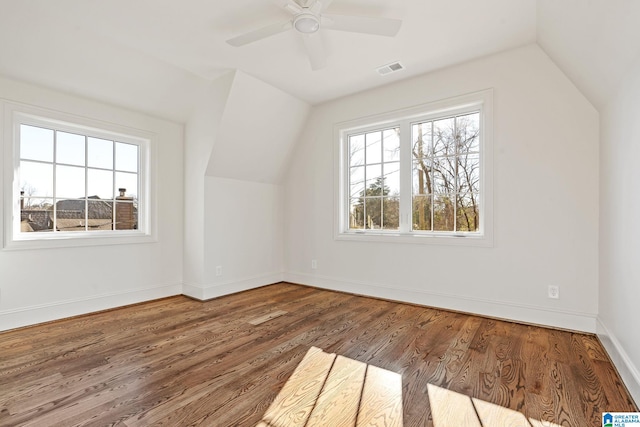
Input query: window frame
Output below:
<box><xmin>335</xmin><ymin>90</ymin><xmax>493</xmax><ymax>246</ymax></box>
<box><xmin>2</xmin><ymin>100</ymin><xmax>156</xmax><ymax>250</ymax></box>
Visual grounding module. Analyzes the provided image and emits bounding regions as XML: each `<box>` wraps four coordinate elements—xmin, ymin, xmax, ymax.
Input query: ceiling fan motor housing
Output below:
<box><xmin>294</xmin><ymin>12</ymin><xmax>320</xmax><ymax>34</ymax></box>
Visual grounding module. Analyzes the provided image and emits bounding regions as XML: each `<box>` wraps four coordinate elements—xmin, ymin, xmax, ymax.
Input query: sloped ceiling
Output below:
<box><xmin>537</xmin><ymin>0</ymin><xmax>640</xmax><ymax>109</ymax></box>
<box><xmin>0</xmin><ymin>1</ymin><xmax>210</xmax><ymax>122</ymax></box>
<box><xmin>206</xmin><ymin>71</ymin><xmax>310</xmax><ymax>184</ymax></box>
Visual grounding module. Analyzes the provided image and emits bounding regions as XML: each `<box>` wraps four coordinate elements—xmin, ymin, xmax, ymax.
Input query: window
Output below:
<box><xmin>3</xmin><ymin>102</ymin><xmax>153</xmax><ymax>248</ymax></box>
<box><xmin>336</xmin><ymin>90</ymin><xmax>492</xmax><ymax>245</ymax></box>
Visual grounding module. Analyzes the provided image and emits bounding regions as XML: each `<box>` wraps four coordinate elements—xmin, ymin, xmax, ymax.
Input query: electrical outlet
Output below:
<box><xmin>548</xmin><ymin>285</ymin><xmax>559</xmax><ymax>299</ymax></box>
<box><xmin>311</xmin><ymin>259</ymin><xmax>317</xmax><ymax>269</ymax></box>
<box><xmin>215</xmin><ymin>266</ymin><xmax>223</xmax><ymax>277</ymax></box>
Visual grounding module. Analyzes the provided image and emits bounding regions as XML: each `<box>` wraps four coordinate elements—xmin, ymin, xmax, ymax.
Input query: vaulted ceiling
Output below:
<box><xmin>1</xmin><ymin>0</ymin><xmax>639</xmax><ymax>121</ymax></box>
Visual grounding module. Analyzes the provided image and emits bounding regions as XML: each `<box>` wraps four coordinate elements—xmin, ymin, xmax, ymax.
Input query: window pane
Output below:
<box><xmin>433</xmin><ymin>117</ymin><xmax>455</xmax><ymax>157</ymax></box>
<box><xmin>349</xmin><ymin>134</ymin><xmax>365</xmax><ymax>167</ymax></box>
<box><xmin>365</xmin><ymin>131</ymin><xmax>382</xmax><ymax>164</ymax></box>
<box><xmin>349</xmin><ymin>166</ymin><xmax>365</xmax><ymax>199</ymax></box>
<box><xmin>56</xmin><ymin>198</ymin><xmax>85</xmax><ymax>223</ymax></box>
<box><xmin>457</xmin><ymin>154</ymin><xmax>480</xmax><ymax>194</ymax></box>
<box><xmin>20</xmin><ymin>199</ymin><xmax>53</xmax><ymax>232</ymax></box>
<box><xmin>57</xmin><ymin>131</ymin><xmax>85</xmax><ymax>166</ymax></box>
<box><xmin>56</xmin><ymin>165</ymin><xmax>85</xmax><ymax>198</ymax></box>
<box><xmin>115</xmin><ymin>200</ymin><xmax>137</xmax><ymax>230</ymax></box>
<box><xmin>116</xmin><ymin>142</ymin><xmax>138</xmax><ymax>172</ymax></box>
<box><xmin>20</xmin><ymin>160</ymin><xmax>53</xmax><ymax>197</ymax></box>
<box><xmin>412</xmin><ymin>195</ymin><xmax>432</xmax><ymax>231</ymax></box>
<box><xmin>456</xmin><ymin>193</ymin><xmax>479</xmax><ymax>232</ymax></box>
<box><xmin>383</xmin><ymin>128</ymin><xmax>400</xmax><ymax>162</ymax></box>
<box><xmin>349</xmin><ymin>198</ymin><xmax>364</xmax><ymax>229</ymax></box>
<box><xmin>56</xmin><ymin>205</ymin><xmax>86</xmax><ymax>232</ymax></box>
<box><xmin>20</xmin><ymin>125</ymin><xmax>53</xmax><ymax>162</ymax></box>
<box><xmin>433</xmin><ymin>195</ymin><xmax>455</xmax><ymax>231</ymax></box>
<box><xmin>365</xmin><ymin>198</ymin><xmax>382</xmax><ymax>229</ymax></box>
<box><xmin>384</xmin><ymin>162</ymin><xmax>400</xmax><ymax>196</ymax></box>
<box><xmin>382</xmin><ymin>197</ymin><xmax>399</xmax><ymax>230</ymax></box>
<box><xmin>412</xmin><ymin>121</ymin><xmax>432</xmax><ymax>159</ymax></box>
<box><xmin>432</xmin><ymin>157</ymin><xmax>456</xmax><ymax>194</ymax></box>
<box><xmin>87</xmin><ymin>200</ymin><xmax>113</xmax><ymax>231</ymax></box>
<box><xmin>365</xmin><ymin>164</ymin><xmax>382</xmax><ymax>193</ymax></box>
<box><xmin>21</xmin><ymin>196</ymin><xmax>53</xmax><ymax>213</ymax></box>
<box><xmin>413</xmin><ymin>159</ymin><xmax>432</xmax><ymax>195</ymax></box>
<box><xmin>87</xmin><ymin>168</ymin><xmax>113</xmax><ymax>199</ymax></box>
<box><xmin>115</xmin><ymin>172</ymin><xmax>138</xmax><ymax>199</ymax></box>
<box><xmin>88</xmin><ymin>137</ymin><xmax>113</xmax><ymax>169</ymax></box>
<box><xmin>457</xmin><ymin>113</ymin><xmax>480</xmax><ymax>154</ymax></box>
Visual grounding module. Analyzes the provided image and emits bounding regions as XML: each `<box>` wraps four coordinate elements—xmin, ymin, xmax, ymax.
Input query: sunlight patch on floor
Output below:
<box><xmin>427</xmin><ymin>384</ymin><xmax>563</xmax><ymax>427</ymax></box>
<box><xmin>257</xmin><ymin>346</ymin><xmax>403</xmax><ymax>427</ymax></box>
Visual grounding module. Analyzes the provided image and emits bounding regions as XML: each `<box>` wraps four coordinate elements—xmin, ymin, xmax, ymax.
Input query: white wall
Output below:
<box><xmin>284</xmin><ymin>44</ymin><xmax>600</xmax><ymax>332</ymax></box>
<box><xmin>599</xmin><ymin>54</ymin><xmax>640</xmax><ymax>403</ymax></box>
<box><xmin>183</xmin><ymin>71</ymin><xmax>309</xmax><ymax>300</ymax></box>
<box><xmin>0</xmin><ymin>77</ymin><xmax>184</xmax><ymax>331</ymax></box>
<box><xmin>183</xmin><ymin>72</ymin><xmax>235</xmax><ymax>290</ymax></box>
<box><xmin>202</xmin><ymin>177</ymin><xmax>284</xmax><ymax>297</ymax></box>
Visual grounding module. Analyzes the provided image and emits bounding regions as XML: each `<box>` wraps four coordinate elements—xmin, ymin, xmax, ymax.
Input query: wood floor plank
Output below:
<box><xmin>473</xmin><ymin>397</ymin><xmax>532</xmax><ymax>427</ymax></box>
<box><xmin>259</xmin><ymin>346</ymin><xmax>335</xmax><ymax>427</ymax></box>
<box><xmin>0</xmin><ymin>283</ymin><xmax>637</xmax><ymax>427</ymax></box>
<box><xmin>427</xmin><ymin>383</ymin><xmax>482</xmax><ymax>427</ymax></box>
<box><xmin>248</xmin><ymin>310</ymin><xmax>289</xmax><ymax>325</ymax></box>
<box><xmin>356</xmin><ymin>364</ymin><xmax>403</xmax><ymax>427</ymax></box>
<box><xmin>306</xmin><ymin>354</ymin><xmax>366</xmax><ymax>426</ymax></box>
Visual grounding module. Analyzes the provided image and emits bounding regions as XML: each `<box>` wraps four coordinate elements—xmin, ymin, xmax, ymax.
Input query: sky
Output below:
<box><xmin>19</xmin><ymin>124</ymin><xmax>139</xmax><ymax>204</ymax></box>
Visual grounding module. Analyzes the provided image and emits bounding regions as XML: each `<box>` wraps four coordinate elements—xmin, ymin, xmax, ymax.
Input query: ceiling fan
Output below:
<box><xmin>226</xmin><ymin>0</ymin><xmax>402</xmax><ymax>70</ymax></box>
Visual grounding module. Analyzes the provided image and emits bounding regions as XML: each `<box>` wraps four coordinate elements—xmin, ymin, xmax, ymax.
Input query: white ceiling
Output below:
<box><xmin>1</xmin><ymin>0</ymin><xmax>638</xmax><ymax>121</ymax></box>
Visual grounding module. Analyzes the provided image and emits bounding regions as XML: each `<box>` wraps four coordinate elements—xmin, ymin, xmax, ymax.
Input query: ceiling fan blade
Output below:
<box><xmin>302</xmin><ymin>33</ymin><xmax>326</xmax><ymax>70</ymax></box>
<box><xmin>275</xmin><ymin>0</ymin><xmax>304</xmax><ymax>15</ymax></box>
<box><xmin>322</xmin><ymin>14</ymin><xmax>402</xmax><ymax>37</ymax></box>
<box><xmin>227</xmin><ymin>20</ymin><xmax>293</xmax><ymax>47</ymax></box>
<box><xmin>322</xmin><ymin>0</ymin><xmax>334</xmax><ymax>10</ymax></box>
<box><xmin>309</xmin><ymin>0</ymin><xmax>323</xmax><ymax>15</ymax></box>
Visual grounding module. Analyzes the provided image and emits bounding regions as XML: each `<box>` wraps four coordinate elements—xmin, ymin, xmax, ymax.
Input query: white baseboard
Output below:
<box><xmin>597</xmin><ymin>318</ymin><xmax>640</xmax><ymax>405</ymax></box>
<box><xmin>182</xmin><ymin>271</ymin><xmax>284</xmax><ymax>301</ymax></box>
<box><xmin>285</xmin><ymin>271</ymin><xmax>597</xmax><ymax>333</ymax></box>
<box><xmin>1</xmin><ymin>272</ymin><xmax>284</xmax><ymax>331</ymax></box>
<box><xmin>0</xmin><ymin>283</ymin><xmax>182</xmax><ymax>332</ymax></box>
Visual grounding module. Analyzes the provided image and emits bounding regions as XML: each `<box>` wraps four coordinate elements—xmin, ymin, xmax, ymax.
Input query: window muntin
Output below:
<box><xmin>337</xmin><ymin>90</ymin><xmax>492</xmax><ymax>243</ymax></box>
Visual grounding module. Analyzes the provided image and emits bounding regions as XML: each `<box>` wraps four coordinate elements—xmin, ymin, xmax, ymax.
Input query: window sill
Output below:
<box><xmin>4</xmin><ymin>231</ymin><xmax>156</xmax><ymax>251</ymax></box>
<box><xmin>335</xmin><ymin>231</ymin><xmax>493</xmax><ymax>247</ymax></box>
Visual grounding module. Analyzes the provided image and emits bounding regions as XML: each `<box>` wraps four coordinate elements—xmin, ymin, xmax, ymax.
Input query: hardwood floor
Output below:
<box><xmin>0</xmin><ymin>283</ymin><xmax>636</xmax><ymax>426</ymax></box>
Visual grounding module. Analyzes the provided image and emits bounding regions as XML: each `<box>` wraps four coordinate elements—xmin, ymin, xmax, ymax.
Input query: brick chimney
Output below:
<box><xmin>115</xmin><ymin>188</ymin><xmax>135</xmax><ymax>230</ymax></box>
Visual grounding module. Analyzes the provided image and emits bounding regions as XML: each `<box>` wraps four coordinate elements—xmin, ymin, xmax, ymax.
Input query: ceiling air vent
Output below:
<box><xmin>377</xmin><ymin>61</ymin><xmax>404</xmax><ymax>76</ymax></box>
